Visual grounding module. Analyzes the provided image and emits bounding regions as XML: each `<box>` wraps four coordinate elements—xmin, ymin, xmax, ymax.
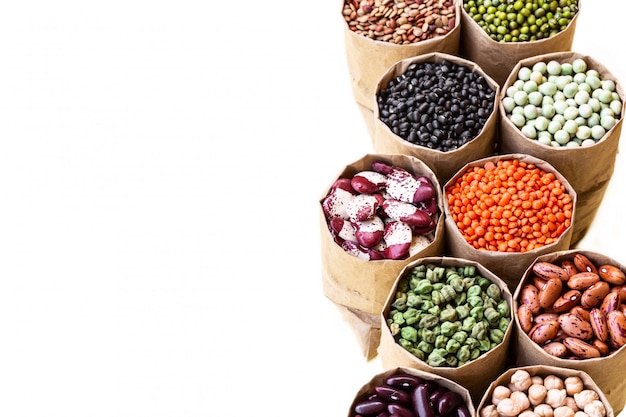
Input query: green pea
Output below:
<box><xmin>534</xmin><ymin>115</ymin><xmax>549</xmax><ymax>131</ymax></box>
<box><xmin>533</xmin><ymin>61</ymin><xmax>548</xmax><ymax>74</ymax></box>
<box><xmin>514</xmin><ymin>90</ymin><xmax>529</xmax><ymax>106</ymax></box>
<box><xmin>574</xmin><ymin>90</ymin><xmax>590</xmax><ymax>105</ymax></box>
<box><xmin>598</xmin><ymin>90</ymin><xmax>613</xmax><ymax>104</ymax></box>
<box><xmin>563</xmin><ymin>106</ymin><xmax>579</xmax><ymax>121</ymax></box>
<box><xmin>417</xmin><ymin>340</ymin><xmax>434</xmax><ymax>353</ymax></box>
<box><xmin>587</xmin><ymin>113</ymin><xmax>601</xmax><ymax>127</ymax></box>
<box><xmin>523</xmin><ymin>104</ymin><xmax>539</xmax><ymax>119</ymax></box>
<box><xmin>521</xmin><ymin>124</ymin><xmax>536</xmax><ymax>139</ymax></box>
<box><xmin>589</xmin><ymin>125</ymin><xmax>605</xmax><ymax>140</ymax></box>
<box><xmin>575</xmin><ymin>125</ymin><xmax>591</xmax><ymax>140</ymax></box>
<box><xmin>563</xmin><ymin>82</ymin><xmax>578</xmax><ymax>98</ymax></box>
<box><xmin>602</xmin><ymin>79</ymin><xmax>616</xmax><ymax>92</ymax></box>
<box><xmin>537</xmin><ymin>132</ymin><xmax>553</xmax><ymax>145</ymax></box>
<box><xmin>401</xmin><ymin>326</ymin><xmax>418</xmax><ymax>342</ymax></box>
<box><xmin>528</xmin><ymin>91</ymin><xmax>543</xmax><ymax>106</ymax></box>
<box><xmin>582</xmin><ymin>138</ymin><xmax>596</xmax><ymax>147</ymax></box>
<box><xmin>554</xmin><ymin>129</ymin><xmax>570</xmax><ymax>144</ymax></box>
<box><xmin>541</xmin><ymin>104</ymin><xmax>556</xmax><ymax>119</ymax></box>
<box><xmin>601</xmin><ymin>115</ymin><xmax>616</xmax><ymax>130</ymax></box>
<box><xmin>538</xmin><ymin>81</ymin><xmax>557</xmax><ymax>96</ymax></box>
<box><xmin>561</xmin><ymin>62</ymin><xmax>573</xmax><ymax>75</ymax></box>
<box><xmin>573</xmin><ymin>72</ymin><xmax>586</xmax><ymax>85</ymax></box>
<box><xmin>517</xmin><ymin>66</ymin><xmax>532</xmax><ymax>81</ymax></box>
<box><xmin>546</xmin><ymin>60</ymin><xmax>561</xmax><ymax>75</ymax></box>
<box><xmin>572</xmin><ymin>58</ymin><xmax>587</xmax><ymax>73</ymax></box>
<box><xmin>578</xmin><ymin>103</ymin><xmax>593</xmax><ymax>119</ymax></box>
<box><xmin>610</xmin><ymin>100</ymin><xmax>622</xmax><ymax>116</ymax></box>
<box><xmin>503</xmin><ymin>96</ymin><xmax>516</xmax><ymax>113</ymax></box>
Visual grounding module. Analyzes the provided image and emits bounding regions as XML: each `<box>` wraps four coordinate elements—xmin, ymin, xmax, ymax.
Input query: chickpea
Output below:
<box><xmin>528</xmin><ymin>383</ymin><xmax>548</xmax><ymax>406</ymax></box>
<box><xmin>544</xmin><ymin>375</ymin><xmax>565</xmax><ymax>391</ymax></box>
<box><xmin>545</xmin><ymin>389</ymin><xmax>567</xmax><ymax>408</ymax></box>
<box><xmin>564</xmin><ymin>377</ymin><xmax>584</xmax><ymax>396</ymax></box>
<box><xmin>564</xmin><ymin>397</ymin><xmax>579</xmax><ymax>412</ymax></box>
<box><xmin>574</xmin><ymin>412</ymin><xmax>590</xmax><ymax>417</ymax></box>
<box><xmin>554</xmin><ymin>406</ymin><xmax>575</xmax><ymax>417</ymax></box>
<box><xmin>520</xmin><ymin>412</ymin><xmax>541</xmax><ymax>417</ymax></box>
<box><xmin>481</xmin><ymin>404</ymin><xmax>499</xmax><ymax>417</ymax></box>
<box><xmin>574</xmin><ymin>390</ymin><xmax>600</xmax><ymax>409</ymax></box>
<box><xmin>583</xmin><ymin>400</ymin><xmax>606</xmax><ymax>417</ymax></box>
<box><xmin>535</xmin><ymin>404</ymin><xmax>555</xmax><ymax>417</ymax></box>
<box><xmin>492</xmin><ymin>385</ymin><xmax>512</xmax><ymax>405</ymax></box>
<box><xmin>498</xmin><ymin>398</ymin><xmax>523</xmax><ymax>417</ymax></box>
<box><xmin>532</xmin><ymin>376</ymin><xmax>544</xmax><ymax>385</ymax></box>
<box><xmin>510</xmin><ymin>370</ymin><xmax>533</xmax><ymax>392</ymax></box>
<box><xmin>511</xmin><ymin>390</ymin><xmax>531</xmax><ymax>411</ymax></box>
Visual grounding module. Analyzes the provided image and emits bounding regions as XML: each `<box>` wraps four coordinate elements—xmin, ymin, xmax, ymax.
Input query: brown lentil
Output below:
<box><xmin>343</xmin><ymin>0</ymin><xmax>456</xmax><ymax>44</ymax></box>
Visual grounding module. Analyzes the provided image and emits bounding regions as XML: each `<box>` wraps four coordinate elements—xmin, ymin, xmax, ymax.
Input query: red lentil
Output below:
<box><xmin>446</xmin><ymin>159</ymin><xmax>573</xmax><ymax>253</ymax></box>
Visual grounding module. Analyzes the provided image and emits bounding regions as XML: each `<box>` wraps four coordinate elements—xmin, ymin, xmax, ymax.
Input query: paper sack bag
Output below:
<box><xmin>443</xmin><ymin>153</ymin><xmax>577</xmax><ymax>293</ymax></box>
<box><xmin>513</xmin><ymin>250</ymin><xmax>626</xmax><ymax>413</ymax></box>
<box><xmin>320</xmin><ymin>153</ymin><xmax>445</xmax><ymax>359</ymax></box>
<box><xmin>372</xmin><ymin>52</ymin><xmax>500</xmax><ymax>184</ymax></box>
<box><xmin>377</xmin><ymin>256</ymin><xmax>514</xmax><ymax>402</ymax></box>
<box><xmin>459</xmin><ymin>1</ymin><xmax>581</xmax><ymax>87</ymax></box>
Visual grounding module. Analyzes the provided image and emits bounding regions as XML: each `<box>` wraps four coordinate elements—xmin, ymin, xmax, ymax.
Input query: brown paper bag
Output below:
<box><xmin>512</xmin><ymin>250</ymin><xmax>626</xmax><ymax>413</ymax></box>
<box><xmin>499</xmin><ymin>52</ymin><xmax>625</xmax><ymax>245</ymax></box>
<box><xmin>459</xmin><ymin>1</ymin><xmax>581</xmax><ymax>87</ymax></box>
<box><xmin>377</xmin><ymin>256</ymin><xmax>514</xmax><ymax>403</ymax></box>
<box><xmin>344</xmin><ymin>0</ymin><xmax>461</xmax><ymax>112</ymax></box>
<box><xmin>320</xmin><ymin>153</ymin><xmax>446</xmax><ymax>359</ymax></box>
<box><xmin>442</xmin><ymin>153</ymin><xmax>577</xmax><ymax>293</ymax></box>
<box><xmin>347</xmin><ymin>366</ymin><xmax>476</xmax><ymax>417</ymax></box>
<box><xmin>372</xmin><ymin>52</ymin><xmax>500</xmax><ymax>184</ymax></box>
<box><xmin>476</xmin><ymin>365</ymin><xmax>615</xmax><ymax>417</ymax></box>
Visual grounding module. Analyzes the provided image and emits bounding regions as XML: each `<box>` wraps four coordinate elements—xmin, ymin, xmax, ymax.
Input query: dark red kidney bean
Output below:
<box><xmin>429</xmin><ymin>386</ymin><xmax>449</xmax><ymax>404</ymax></box>
<box><xmin>355</xmin><ymin>399</ymin><xmax>387</xmax><ymax>415</ymax></box>
<box><xmin>412</xmin><ymin>384</ymin><xmax>435</xmax><ymax>417</ymax></box>
<box><xmin>436</xmin><ymin>391</ymin><xmax>464</xmax><ymax>417</ymax></box>
<box><xmin>375</xmin><ymin>386</ymin><xmax>412</xmax><ymax>404</ymax></box>
<box><xmin>387</xmin><ymin>403</ymin><xmax>415</xmax><ymax>417</ymax></box>
<box><xmin>456</xmin><ymin>405</ymin><xmax>471</xmax><ymax>417</ymax></box>
<box><xmin>378</xmin><ymin>413</ymin><xmax>391</xmax><ymax>417</ymax></box>
<box><xmin>385</xmin><ymin>375</ymin><xmax>425</xmax><ymax>391</ymax></box>
<box><xmin>422</xmin><ymin>380</ymin><xmax>439</xmax><ymax>393</ymax></box>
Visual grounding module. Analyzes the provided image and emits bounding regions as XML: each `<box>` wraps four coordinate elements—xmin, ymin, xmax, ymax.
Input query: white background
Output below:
<box><xmin>1</xmin><ymin>1</ymin><xmax>625</xmax><ymax>416</ymax></box>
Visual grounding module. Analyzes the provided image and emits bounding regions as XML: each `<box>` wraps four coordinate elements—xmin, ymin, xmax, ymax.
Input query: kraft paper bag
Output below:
<box><xmin>499</xmin><ymin>52</ymin><xmax>625</xmax><ymax>245</ymax></box>
<box><xmin>477</xmin><ymin>366</ymin><xmax>615</xmax><ymax>417</ymax></box>
<box><xmin>372</xmin><ymin>52</ymin><xmax>500</xmax><ymax>184</ymax></box>
<box><xmin>320</xmin><ymin>153</ymin><xmax>446</xmax><ymax>359</ymax></box>
<box><xmin>459</xmin><ymin>1</ymin><xmax>581</xmax><ymax>87</ymax></box>
<box><xmin>442</xmin><ymin>153</ymin><xmax>577</xmax><ymax>293</ymax></box>
<box><xmin>377</xmin><ymin>256</ymin><xmax>514</xmax><ymax>403</ymax></box>
<box><xmin>344</xmin><ymin>0</ymin><xmax>461</xmax><ymax>112</ymax></box>
<box><xmin>512</xmin><ymin>250</ymin><xmax>626</xmax><ymax>413</ymax></box>
<box><xmin>347</xmin><ymin>366</ymin><xmax>476</xmax><ymax>417</ymax></box>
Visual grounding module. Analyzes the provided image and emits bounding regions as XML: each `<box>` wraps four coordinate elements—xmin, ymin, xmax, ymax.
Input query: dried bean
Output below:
<box><xmin>517</xmin><ymin>252</ymin><xmax>626</xmax><ymax>359</ymax></box>
<box><xmin>344</xmin><ymin>0</ymin><xmax>456</xmax><ymax>44</ymax></box>
<box><xmin>378</xmin><ymin>60</ymin><xmax>495</xmax><ymax>152</ymax></box>
<box><xmin>351</xmin><ymin>371</ymin><xmax>470</xmax><ymax>417</ymax></box>
<box><xmin>463</xmin><ymin>0</ymin><xmax>579</xmax><ymax>43</ymax></box>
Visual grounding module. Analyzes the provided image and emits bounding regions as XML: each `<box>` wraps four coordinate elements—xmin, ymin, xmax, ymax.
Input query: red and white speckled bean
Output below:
<box><xmin>353</xmin><ymin>215</ymin><xmax>385</xmax><ymax>248</ymax></box>
<box><xmin>382</xmin><ymin>198</ymin><xmax>432</xmax><ymax>228</ymax></box>
<box><xmin>383</xmin><ymin>220</ymin><xmax>413</xmax><ymax>260</ymax></box>
<box><xmin>347</xmin><ymin>193</ymin><xmax>385</xmax><ymax>222</ymax></box>
<box><xmin>351</xmin><ymin>170</ymin><xmax>387</xmax><ymax>194</ymax></box>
